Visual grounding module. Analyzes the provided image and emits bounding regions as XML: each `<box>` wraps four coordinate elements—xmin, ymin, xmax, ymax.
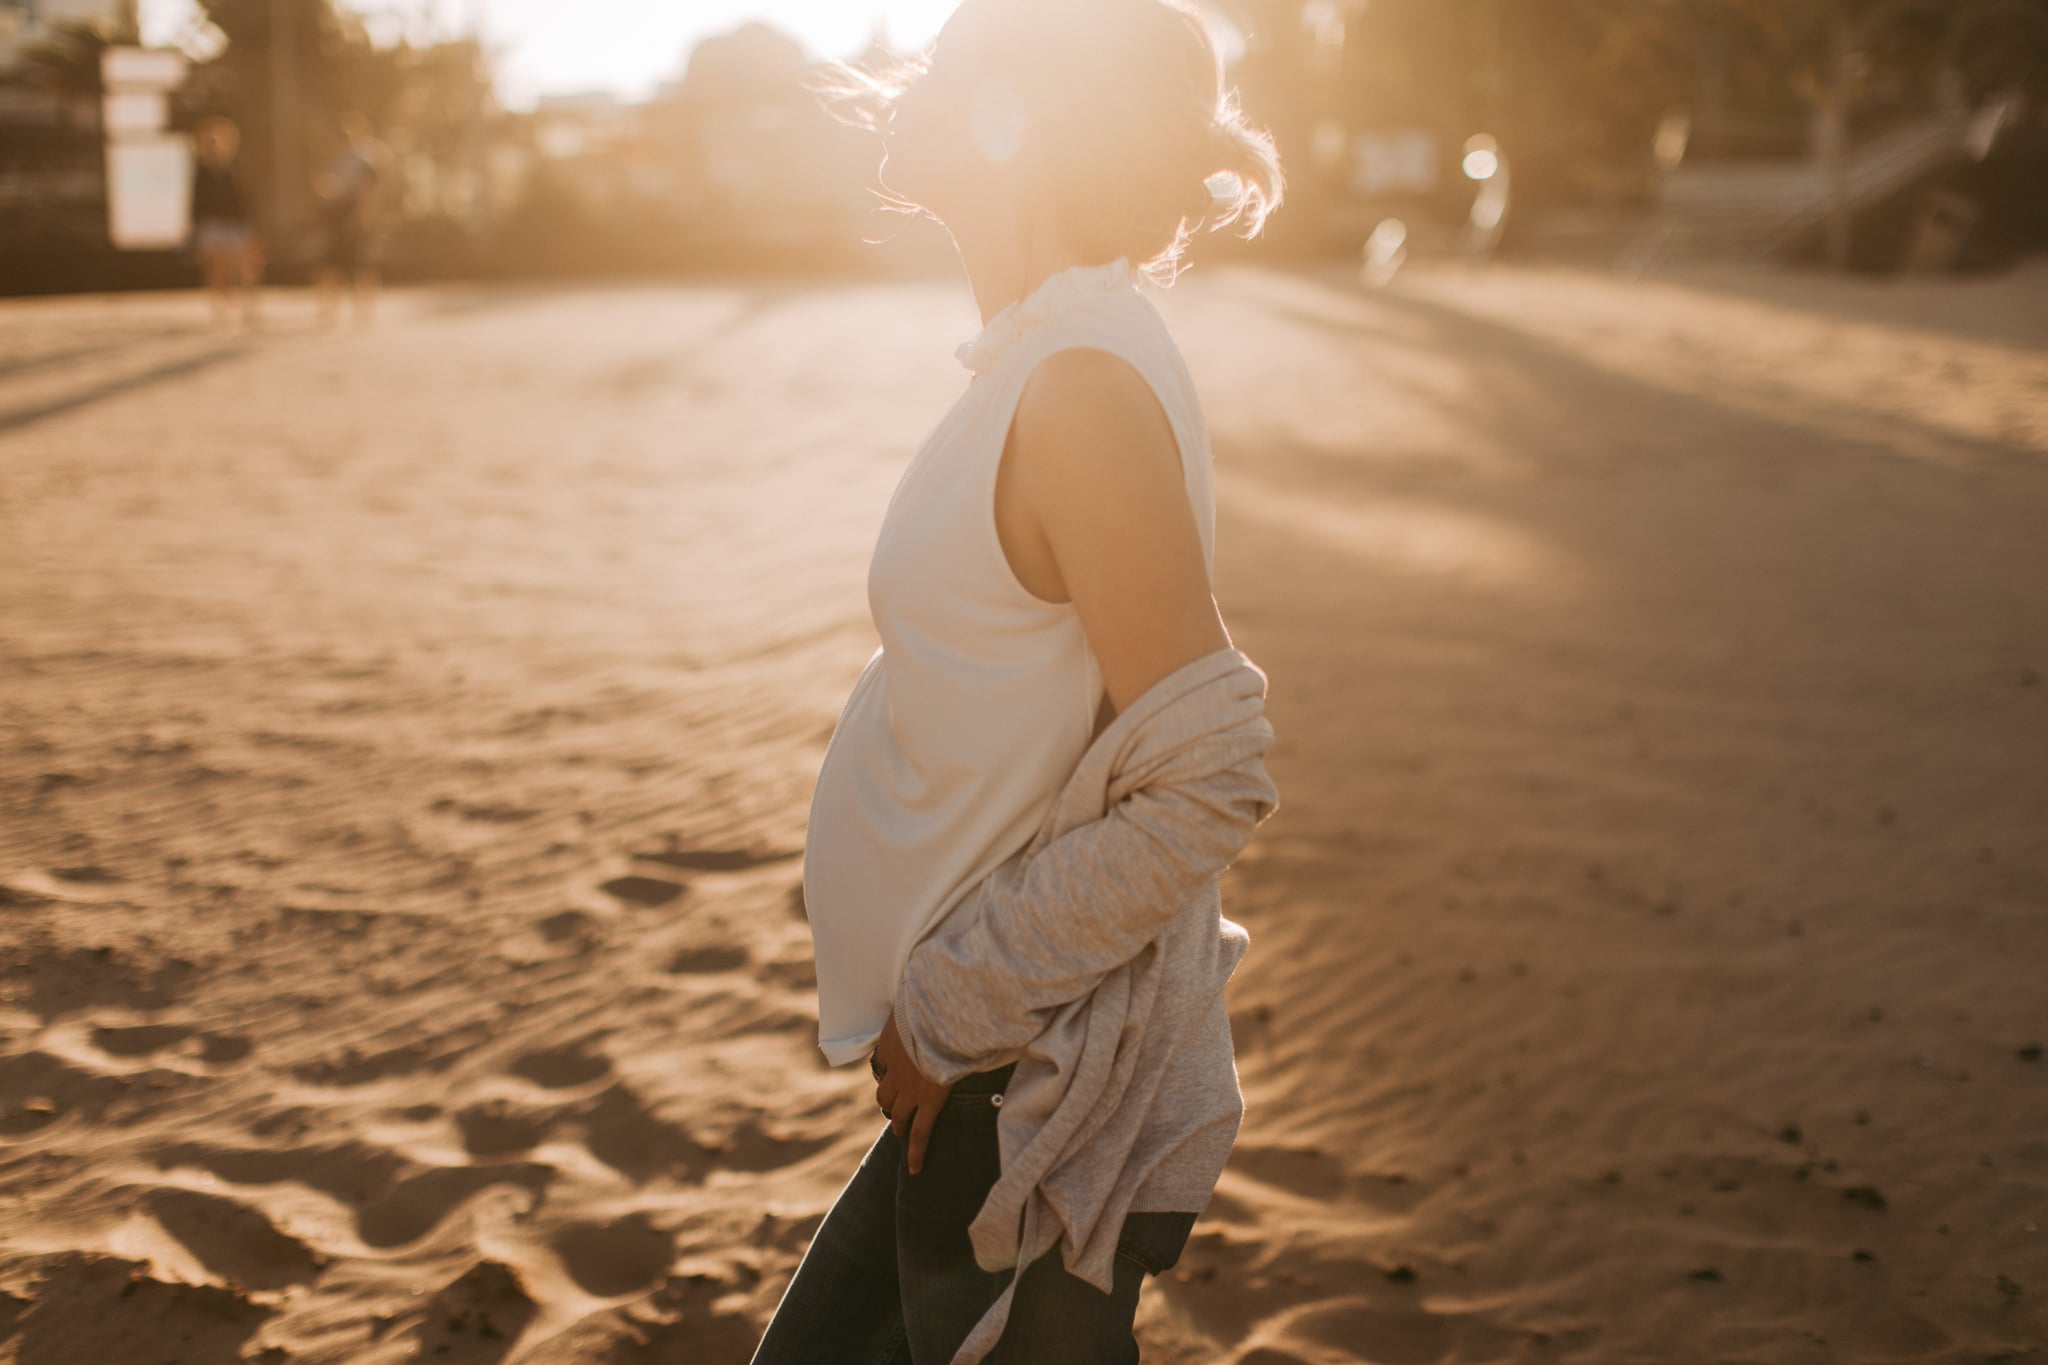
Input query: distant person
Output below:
<box><xmin>188</xmin><ymin>117</ymin><xmax>263</xmax><ymax>332</ymax></box>
<box><xmin>314</xmin><ymin>111</ymin><xmax>386</xmax><ymax>328</ymax></box>
<box><xmin>753</xmin><ymin>2</ymin><xmax>1285</xmax><ymax>1363</ymax></box>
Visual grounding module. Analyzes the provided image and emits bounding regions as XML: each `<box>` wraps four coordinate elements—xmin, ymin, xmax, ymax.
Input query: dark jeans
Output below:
<box><xmin>748</xmin><ymin>1060</ymin><xmax>1198</xmax><ymax>1364</ymax></box>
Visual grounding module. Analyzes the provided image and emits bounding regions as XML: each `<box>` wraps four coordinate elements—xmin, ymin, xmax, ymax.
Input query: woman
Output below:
<box><xmin>753</xmin><ymin>1</ymin><xmax>1283</xmax><ymax>1361</ymax></box>
<box><xmin>188</xmin><ymin>117</ymin><xmax>263</xmax><ymax>332</ymax></box>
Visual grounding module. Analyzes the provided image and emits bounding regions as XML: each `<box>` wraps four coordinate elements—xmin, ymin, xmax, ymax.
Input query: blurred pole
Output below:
<box><xmin>468</xmin><ymin>0</ymin><xmax>490</xmax><ymax>232</ymax></box>
<box><xmin>1822</xmin><ymin>0</ymin><xmax>1854</xmax><ymax>269</ymax></box>
<box><xmin>271</xmin><ymin>0</ymin><xmax>298</xmax><ymax>255</ymax></box>
<box><xmin>1701</xmin><ymin>12</ymin><xmax>1728</xmax><ymax>142</ymax></box>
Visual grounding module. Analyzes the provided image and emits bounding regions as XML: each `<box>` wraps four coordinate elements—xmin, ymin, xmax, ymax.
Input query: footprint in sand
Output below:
<box><xmin>711</xmin><ymin>1115</ymin><xmax>838</xmax><ymax>1173</ymax></box>
<box><xmin>357</xmin><ymin>1162</ymin><xmax>554</xmax><ymax>1248</ymax></box>
<box><xmin>531</xmin><ymin>1265</ymin><xmax>758</xmax><ymax>1362</ymax></box>
<box><xmin>509</xmin><ymin>1039</ymin><xmax>613</xmax><ymax>1089</ymax></box>
<box><xmin>0</xmin><ymin>1047</ymin><xmax>169</xmax><ymax>1134</ymax></box>
<box><xmin>148</xmin><ymin>1137</ymin><xmax>415</xmax><ymax>1212</ymax></box>
<box><xmin>10</xmin><ymin>942</ymin><xmax>196</xmax><ymax>1023</ymax></box>
<box><xmin>663</xmin><ymin>944</ymin><xmax>750</xmax><ymax>975</ymax></box>
<box><xmin>89</xmin><ymin>1022</ymin><xmax>191</xmax><ymax>1058</ymax></box>
<box><xmin>91</xmin><ymin>1022</ymin><xmax>252</xmax><ymax>1066</ymax></box>
<box><xmin>497</xmin><ymin>910</ymin><xmax>607</xmax><ymax>969</ymax></box>
<box><xmin>550</xmin><ymin>1211</ymin><xmax>674</xmax><ymax>1296</ymax></box>
<box><xmin>144</xmin><ymin>1187</ymin><xmax>328</xmax><ymax>1290</ymax></box>
<box><xmin>456</xmin><ymin>1099</ymin><xmax>554</xmax><ymax>1158</ymax></box>
<box><xmin>410</xmin><ymin>1259</ymin><xmax>536</xmax><ymax>1364</ymax></box>
<box><xmin>0</xmin><ymin>1252</ymin><xmax>268</xmax><ymax>1361</ymax></box>
<box><xmin>576</xmin><ymin>1083</ymin><xmax>715</xmax><ymax>1184</ymax></box>
<box><xmin>149</xmin><ymin>1136</ymin><xmax>556</xmax><ymax>1247</ymax></box>
<box><xmin>538</xmin><ymin>909</ymin><xmax>602</xmax><ymax>945</ymax></box>
<box><xmin>760</xmin><ymin>955</ymin><xmax>816</xmax><ymax>990</ymax></box>
<box><xmin>629</xmin><ymin>842</ymin><xmax>801</xmax><ymax>874</ymax></box>
<box><xmin>293</xmin><ymin>1021</ymin><xmax>492</xmax><ymax>1087</ymax></box>
<box><xmin>598</xmin><ymin>874</ymin><xmax>687</xmax><ymax>909</ymax></box>
<box><xmin>4</xmin><ymin>865</ymin><xmax>134</xmax><ymax>906</ymax></box>
<box><xmin>428</xmin><ymin>796</ymin><xmax>540</xmax><ymax>824</ymax></box>
<box><xmin>50</xmin><ymin>864</ymin><xmax>123</xmax><ymax>886</ymax></box>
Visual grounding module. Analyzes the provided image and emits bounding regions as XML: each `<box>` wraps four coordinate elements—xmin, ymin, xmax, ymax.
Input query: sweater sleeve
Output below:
<box><xmin>893</xmin><ymin>716</ymin><xmax>1278</xmax><ymax>1087</ymax></box>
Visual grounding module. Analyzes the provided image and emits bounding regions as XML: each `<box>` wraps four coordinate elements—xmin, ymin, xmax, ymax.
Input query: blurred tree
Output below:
<box><xmin>1638</xmin><ymin>0</ymin><xmax>2048</xmax><ymax>139</ymax></box>
<box><xmin>170</xmin><ymin>0</ymin><xmax>343</xmax><ymax>247</ymax></box>
<box><xmin>1206</xmin><ymin>0</ymin><xmax>2047</xmax><ymax>234</ymax></box>
<box><xmin>172</xmin><ymin>0</ymin><xmax>495</xmax><ymax>269</ymax></box>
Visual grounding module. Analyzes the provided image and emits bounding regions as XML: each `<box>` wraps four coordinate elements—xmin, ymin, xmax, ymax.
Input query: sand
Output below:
<box><xmin>1</xmin><ymin>259</ymin><xmax>2043</xmax><ymax>1363</ymax></box>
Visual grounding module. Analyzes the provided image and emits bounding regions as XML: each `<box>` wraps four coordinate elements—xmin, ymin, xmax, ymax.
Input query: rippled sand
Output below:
<box><xmin>2</xmin><ymin>261</ymin><xmax>2043</xmax><ymax>1362</ymax></box>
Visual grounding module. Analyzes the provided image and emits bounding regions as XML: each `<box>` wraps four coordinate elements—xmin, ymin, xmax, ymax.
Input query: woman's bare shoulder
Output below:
<box><xmin>1008</xmin><ymin>345</ymin><xmax>1224</xmax><ymax>712</ymax></box>
<box><xmin>1011</xmin><ymin>345</ymin><xmax>1181</xmax><ymax>489</ymax></box>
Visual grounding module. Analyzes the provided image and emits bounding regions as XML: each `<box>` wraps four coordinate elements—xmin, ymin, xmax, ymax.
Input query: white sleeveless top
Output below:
<box><xmin>801</xmin><ymin>255</ymin><xmax>1218</xmax><ymax>1067</ymax></box>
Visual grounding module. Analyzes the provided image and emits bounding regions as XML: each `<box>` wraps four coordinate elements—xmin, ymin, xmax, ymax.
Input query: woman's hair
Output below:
<box><xmin>810</xmin><ymin>0</ymin><xmax>1283</xmax><ymax>284</ymax></box>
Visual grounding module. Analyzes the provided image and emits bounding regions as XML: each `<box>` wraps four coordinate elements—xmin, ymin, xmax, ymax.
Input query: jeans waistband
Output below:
<box><xmin>946</xmin><ymin>1060</ymin><xmax>1017</xmax><ymax>1096</ymax></box>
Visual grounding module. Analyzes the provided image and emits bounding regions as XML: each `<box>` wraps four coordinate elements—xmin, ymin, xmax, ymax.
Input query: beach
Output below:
<box><xmin>2</xmin><ymin>259</ymin><xmax>2044</xmax><ymax>1362</ymax></box>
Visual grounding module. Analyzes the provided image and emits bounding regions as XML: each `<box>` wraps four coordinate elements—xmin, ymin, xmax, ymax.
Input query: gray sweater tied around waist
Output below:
<box><xmin>894</xmin><ymin>643</ymin><xmax>1281</xmax><ymax>1364</ymax></box>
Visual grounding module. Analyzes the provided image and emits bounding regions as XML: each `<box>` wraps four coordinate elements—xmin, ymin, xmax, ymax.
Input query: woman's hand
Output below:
<box><xmin>871</xmin><ymin>1006</ymin><xmax>952</xmax><ymax>1175</ymax></box>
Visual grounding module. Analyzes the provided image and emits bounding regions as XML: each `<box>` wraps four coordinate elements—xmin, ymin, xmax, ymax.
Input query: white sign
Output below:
<box><xmin>101</xmin><ymin>47</ymin><xmax>187</xmax><ymax>92</ymax></box>
<box><xmin>108</xmin><ymin>137</ymin><xmax>193</xmax><ymax>250</ymax></box>
<box><xmin>103</xmin><ymin>90</ymin><xmax>169</xmax><ymax>137</ymax></box>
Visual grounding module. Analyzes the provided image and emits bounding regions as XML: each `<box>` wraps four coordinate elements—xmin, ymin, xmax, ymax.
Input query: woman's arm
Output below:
<box><xmin>1010</xmin><ymin>345</ymin><xmax>1231</xmax><ymax>714</ymax></box>
<box><xmin>932</xmin><ymin>342</ymin><xmax>1253</xmax><ymax>1014</ymax></box>
<box><xmin>884</xmin><ymin>348</ymin><xmax>1275</xmax><ymax>1086</ymax></box>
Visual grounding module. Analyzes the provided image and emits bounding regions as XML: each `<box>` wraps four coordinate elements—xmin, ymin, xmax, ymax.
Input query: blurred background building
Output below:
<box><xmin>491</xmin><ymin>24</ymin><xmax>885</xmax><ymax>277</ymax></box>
<box><xmin>0</xmin><ymin>0</ymin><xmax>137</xmax><ymax>63</ymax></box>
<box><xmin>1216</xmin><ymin>0</ymin><xmax>2048</xmax><ymax>272</ymax></box>
<box><xmin>2</xmin><ymin>0</ymin><xmax>2045</xmax><ymax>295</ymax></box>
<box><xmin>1</xmin><ymin>0</ymin><xmax>141</xmax><ymax>287</ymax></box>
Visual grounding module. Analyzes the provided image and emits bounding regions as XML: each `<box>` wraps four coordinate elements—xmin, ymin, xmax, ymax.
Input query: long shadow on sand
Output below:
<box><xmin>1260</xmin><ymin>276</ymin><xmax>2033</xmax><ymax>485</ymax></box>
<box><xmin>0</xmin><ymin>342</ymin><xmax>255</xmax><ymax>438</ymax></box>
<box><xmin>0</xmin><ymin>325</ymin><xmax>201</xmax><ymax>383</ymax></box>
